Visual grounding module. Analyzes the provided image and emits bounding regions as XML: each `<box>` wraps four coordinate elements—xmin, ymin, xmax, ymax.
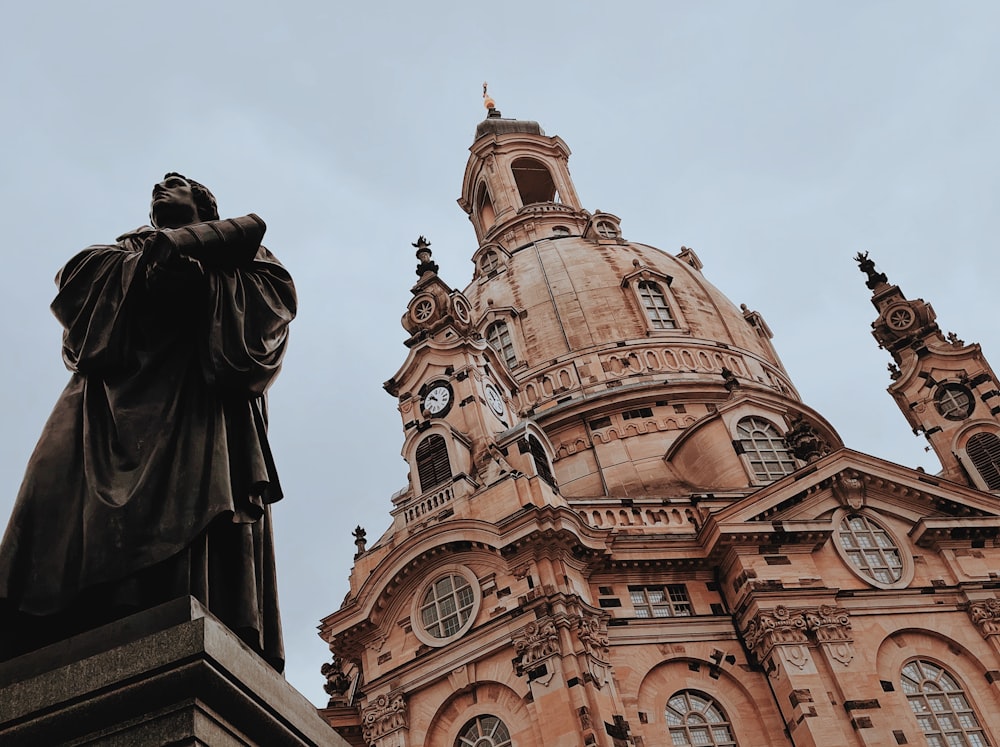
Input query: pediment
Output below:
<box><xmin>702</xmin><ymin>448</ymin><xmax>1000</xmax><ymax>552</ymax></box>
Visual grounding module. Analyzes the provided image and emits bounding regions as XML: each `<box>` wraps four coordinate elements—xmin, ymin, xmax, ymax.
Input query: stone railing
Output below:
<box><xmin>394</xmin><ymin>485</ymin><xmax>454</xmax><ymax>525</ymax></box>
<box><xmin>575</xmin><ymin>505</ymin><xmax>698</xmax><ymax>531</ymax></box>
<box><xmin>516</xmin><ymin>341</ymin><xmax>795</xmax><ymax>414</ymax></box>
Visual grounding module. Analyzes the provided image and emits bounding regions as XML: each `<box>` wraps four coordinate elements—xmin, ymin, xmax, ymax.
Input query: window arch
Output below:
<box><xmin>486</xmin><ymin>321</ymin><xmax>517</xmax><ymax>369</ymax></box>
<box><xmin>511</xmin><ymin>157</ymin><xmax>557</xmax><ymax>205</ymax></box>
<box><xmin>416</xmin><ymin>434</ymin><xmax>452</xmax><ymax>492</ymax></box>
<box><xmin>967</xmin><ymin>432</ymin><xmax>1000</xmax><ymax>490</ymax></box>
<box><xmin>736</xmin><ymin>417</ymin><xmax>797</xmax><ymax>482</ymax></box>
<box><xmin>665</xmin><ymin>691</ymin><xmax>738</xmax><ymax>746</ymax></box>
<box><xmin>901</xmin><ymin>659</ymin><xmax>990</xmax><ymax>747</ymax></box>
<box><xmin>637</xmin><ymin>281</ymin><xmax>676</xmax><ymax>330</ymax></box>
<box><xmin>456</xmin><ymin>715</ymin><xmax>512</xmax><ymax>747</ymax></box>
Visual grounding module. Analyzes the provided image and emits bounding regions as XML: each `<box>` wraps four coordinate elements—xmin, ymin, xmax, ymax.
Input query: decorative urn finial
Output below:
<box><xmin>855</xmin><ymin>251</ymin><xmax>888</xmax><ymax>290</ymax></box>
<box><xmin>413</xmin><ymin>235</ymin><xmax>438</xmax><ymax>277</ymax></box>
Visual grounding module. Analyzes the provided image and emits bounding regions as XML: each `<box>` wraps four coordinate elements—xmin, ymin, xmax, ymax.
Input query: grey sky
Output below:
<box><xmin>2</xmin><ymin>1</ymin><xmax>999</xmax><ymax>704</ymax></box>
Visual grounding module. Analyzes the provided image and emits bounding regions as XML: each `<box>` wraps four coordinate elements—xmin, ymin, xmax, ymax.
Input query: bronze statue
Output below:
<box><xmin>0</xmin><ymin>174</ymin><xmax>296</xmax><ymax>670</ymax></box>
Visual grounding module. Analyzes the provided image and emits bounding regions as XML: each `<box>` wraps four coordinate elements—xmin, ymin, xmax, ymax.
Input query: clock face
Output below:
<box><xmin>484</xmin><ymin>383</ymin><xmax>505</xmax><ymax>416</ymax></box>
<box><xmin>423</xmin><ymin>382</ymin><xmax>452</xmax><ymax>416</ymax></box>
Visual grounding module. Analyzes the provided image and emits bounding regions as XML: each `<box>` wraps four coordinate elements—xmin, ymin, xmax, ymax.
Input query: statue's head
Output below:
<box><xmin>150</xmin><ymin>172</ymin><xmax>219</xmax><ymax>228</ymax></box>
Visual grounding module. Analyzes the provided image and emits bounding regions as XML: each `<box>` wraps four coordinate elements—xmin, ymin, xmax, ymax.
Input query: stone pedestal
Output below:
<box><xmin>0</xmin><ymin>597</ymin><xmax>347</xmax><ymax>746</ymax></box>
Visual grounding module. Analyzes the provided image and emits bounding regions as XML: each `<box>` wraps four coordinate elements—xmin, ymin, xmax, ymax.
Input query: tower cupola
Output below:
<box><xmin>458</xmin><ymin>108</ymin><xmax>585</xmax><ymax>247</ymax></box>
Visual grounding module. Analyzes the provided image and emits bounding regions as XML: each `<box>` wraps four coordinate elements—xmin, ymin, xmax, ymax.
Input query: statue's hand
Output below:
<box><xmin>143</xmin><ymin>231</ymin><xmax>205</xmax><ymax>295</ymax></box>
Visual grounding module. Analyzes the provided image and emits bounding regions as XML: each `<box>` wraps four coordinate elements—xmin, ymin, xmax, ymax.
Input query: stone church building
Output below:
<box><xmin>316</xmin><ymin>107</ymin><xmax>1000</xmax><ymax>747</ymax></box>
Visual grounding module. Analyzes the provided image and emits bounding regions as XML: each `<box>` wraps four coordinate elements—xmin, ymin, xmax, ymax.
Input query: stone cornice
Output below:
<box><xmin>910</xmin><ymin>517</ymin><xmax>1000</xmax><ymax>548</ymax></box>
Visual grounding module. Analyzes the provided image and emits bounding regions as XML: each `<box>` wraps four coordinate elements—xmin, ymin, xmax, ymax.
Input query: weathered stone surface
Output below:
<box><xmin>0</xmin><ymin>597</ymin><xmax>345</xmax><ymax>747</ymax></box>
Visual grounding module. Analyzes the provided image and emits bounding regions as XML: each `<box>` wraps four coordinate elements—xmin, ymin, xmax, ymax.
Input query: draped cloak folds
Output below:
<box><xmin>0</xmin><ymin>226</ymin><xmax>296</xmax><ymax>669</ymax></box>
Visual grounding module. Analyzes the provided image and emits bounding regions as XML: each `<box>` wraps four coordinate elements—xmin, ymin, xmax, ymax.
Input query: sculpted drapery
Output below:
<box><xmin>0</xmin><ymin>175</ymin><xmax>295</xmax><ymax>670</ymax></box>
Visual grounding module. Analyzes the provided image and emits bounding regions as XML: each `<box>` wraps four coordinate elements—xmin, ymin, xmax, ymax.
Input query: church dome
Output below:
<box><xmin>463</xmin><ymin>234</ymin><xmax>792</xmax><ymax>393</ymax></box>
<box><xmin>457</xmin><ymin>113</ymin><xmax>842</xmax><ymax>497</ymax></box>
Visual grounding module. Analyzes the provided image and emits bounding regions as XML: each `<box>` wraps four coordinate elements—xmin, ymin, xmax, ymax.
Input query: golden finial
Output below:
<box><xmin>483</xmin><ymin>81</ymin><xmax>496</xmax><ymax>111</ymax></box>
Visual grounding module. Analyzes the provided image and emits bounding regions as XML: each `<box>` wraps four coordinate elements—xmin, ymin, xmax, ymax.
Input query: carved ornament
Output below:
<box><xmin>969</xmin><ymin>599</ymin><xmax>1000</xmax><ymax>637</ymax></box>
<box><xmin>832</xmin><ymin>470</ymin><xmax>866</xmax><ymax>510</ymax></box>
<box><xmin>576</xmin><ymin>613</ymin><xmax>611</xmax><ymax>662</ymax></box>
<box><xmin>514</xmin><ymin>617</ymin><xmax>561</xmax><ymax>668</ymax></box>
<box><xmin>784</xmin><ymin>414</ymin><xmax>831</xmax><ymax>463</ymax></box>
<box><xmin>321</xmin><ymin>655</ymin><xmax>352</xmax><ymax>706</ymax></box>
<box><xmin>362</xmin><ymin>692</ymin><xmax>408</xmax><ymax>744</ymax></box>
<box><xmin>804</xmin><ymin>604</ymin><xmax>852</xmax><ymax>643</ymax></box>
<box><xmin>743</xmin><ymin>605</ymin><xmax>854</xmax><ymax>666</ymax></box>
<box><xmin>742</xmin><ymin>605</ymin><xmax>809</xmax><ymax>659</ymax></box>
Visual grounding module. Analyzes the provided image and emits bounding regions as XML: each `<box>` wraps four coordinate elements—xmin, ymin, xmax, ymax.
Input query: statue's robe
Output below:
<box><xmin>0</xmin><ymin>227</ymin><xmax>296</xmax><ymax>669</ymax></box>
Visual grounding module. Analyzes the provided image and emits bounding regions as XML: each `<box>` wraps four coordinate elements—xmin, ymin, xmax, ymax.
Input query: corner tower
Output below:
<box><xmin>858</xmin><ymin>252</ymin><xmax>1000</xmax><ymax>490</ymax></box>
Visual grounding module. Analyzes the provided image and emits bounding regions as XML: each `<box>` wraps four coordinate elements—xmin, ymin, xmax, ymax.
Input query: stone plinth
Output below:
<box><xmin>0</xmin><ymin>597</ymin><xmax>346</xmax><ymax>746</ymax></box>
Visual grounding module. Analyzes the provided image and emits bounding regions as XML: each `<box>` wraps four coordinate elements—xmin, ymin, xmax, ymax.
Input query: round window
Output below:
<box><xmin>935</xmin><ymin>383</ymin><xmax>974</xmax><ymax>421</ymax></box>
<box><xmin>885</xmin><ymin>305</ymin><xmax>915</xmax><ymax>330</ymax></box>
<box><xmin>412</xmin><ymin>567</ymin><xmax>481</xmax><ymax>646</ymax></box>
<box><xmin>412</xmin><ymin>295</ymin><xmax>435</xmax><ymax>323</ymax></box>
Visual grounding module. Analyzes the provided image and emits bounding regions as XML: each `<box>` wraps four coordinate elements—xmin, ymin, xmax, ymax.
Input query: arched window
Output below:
<box><xmin>837</xmin><ymin>514</ymin><xmax>903</xmax><ymax>584</ymax></box>
<box><xmin>486</xmin><ymin>321</ymin><xmax>517</xmax><ymax>369</ymax></box>
<box><xmin>456</xmin><ymin>715</ymin><xmax>512</xmax><ymax>747</ymax></box>
<box><xmin>416</xmin><ymin>434</ymin><xmax>451</xmax><ymax>492</ymax></box>
<box><xmin>528</xmin><ymin>435</ymin><xmax>556</xmax><ymax>488</ymax></box>
<box><xmin>736</xmin><ymin>417</ymin><xmax>797</xmax><ymax>482</ymax></box>
<box><xmin>901</xmin><ymin>660</ymin><xmax>990</xmax><ymax>747</ymax></box>
<box><xmin>967</xmin><ymin>432</ymin><xmax>1000</xmax><ymax>490</ymax></box>
<box><xmin>511</xmin><ymin>157</ymin><xmax>557</xmax><ymax>205</ymax></box>
<box><xmin>637</xmin><ymin>281</ymin><xmax>676</xmax><ymax>330</ymax></box>
<box><xmin>665</xmin><ymin>691</ymin><xmax>738</xmax><ymax>746</ymax></box>
<box><xmin>477</xmin><ymin>183</ymin><xmax>496</xmax><ymax>231</ymax></box>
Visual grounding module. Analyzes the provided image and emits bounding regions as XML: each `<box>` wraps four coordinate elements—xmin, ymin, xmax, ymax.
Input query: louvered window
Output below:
<box><xmin>416</xmin><ymin>434</ymin><xmax>451</xmax><ymax>492</ymax></box>
<box><xmin>528</xmin><ymin>435</ymin><xmax>555</xmax><ymax>487</ymax></box>
<box><xmin>967</xmin><ymin>432</ymin><xmax>1000</xmax><ymax>490</ymax></box>
<box><xmin>486</xmin><ymin>321</ymin><xmax>517</xmax><ymax>369</ymax></box>
<box><xmin>637</xmin><ymin>281</ymin><xmax>676</xmax><ymax>330</ymax></box>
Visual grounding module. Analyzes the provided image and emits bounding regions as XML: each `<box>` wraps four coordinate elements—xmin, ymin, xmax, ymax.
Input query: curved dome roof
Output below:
<box><xmin>463</xmin><ymin>232</ymin><xmax>798</xmax><ymax>408</ymax></box>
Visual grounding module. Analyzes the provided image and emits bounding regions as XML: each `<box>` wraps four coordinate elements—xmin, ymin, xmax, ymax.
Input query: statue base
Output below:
<box><xmin>0</xmin><ymin>597</ymin><xmax>346</xmax><ymax>746</ymax></box>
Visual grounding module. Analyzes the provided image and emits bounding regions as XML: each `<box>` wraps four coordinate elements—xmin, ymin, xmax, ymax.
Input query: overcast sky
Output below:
<box><xmin>2</xmin><ymin>1</ymin><xmax>999</xmax><ymax>704</ymax></box>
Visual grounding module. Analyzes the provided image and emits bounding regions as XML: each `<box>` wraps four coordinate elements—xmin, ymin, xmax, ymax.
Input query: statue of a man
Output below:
<box><xmin>0</xmin><ymin>174</ymin><xmax>296</xmax><ymax>670</ymax></box>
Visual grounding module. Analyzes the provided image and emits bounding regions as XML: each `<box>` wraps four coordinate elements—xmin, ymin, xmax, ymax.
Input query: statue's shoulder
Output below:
<box><xmin>56</xmin><ymin>227</ymin><xmax>153</xmax><ymax>288</ymax></box>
